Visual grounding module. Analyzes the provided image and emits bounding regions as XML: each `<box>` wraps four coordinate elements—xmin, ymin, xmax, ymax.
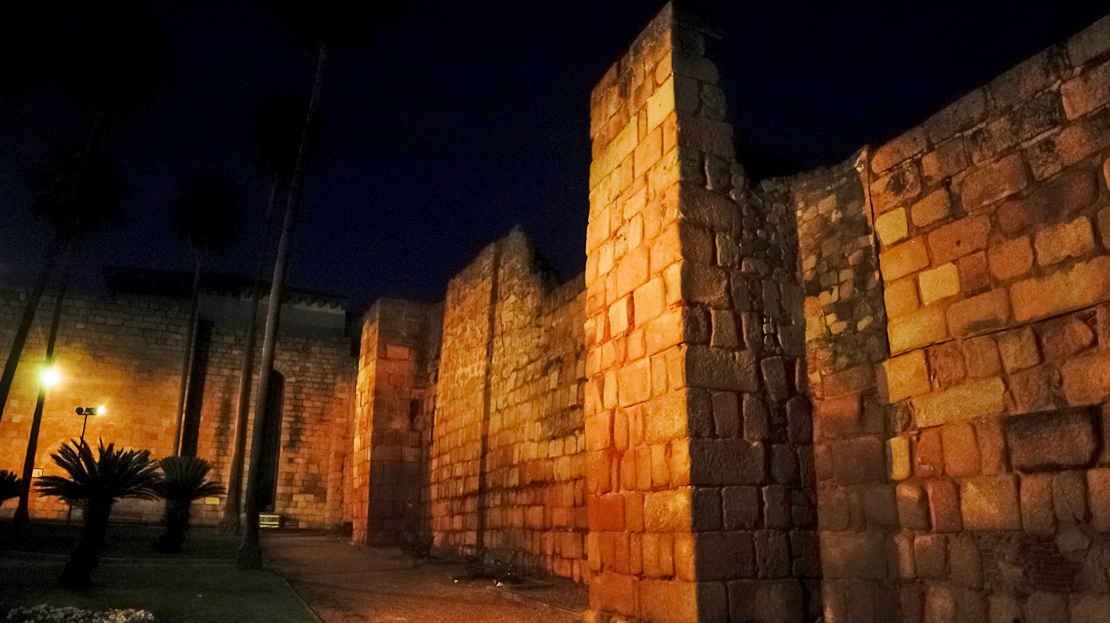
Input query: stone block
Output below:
<box><xmin>882</xmin><ymin>350</ymin><xmax>931</xmax><ymax>404</ymax></box>
<box><xmin>874</xmin><ymin>127</ymin><xmax>927</xmax><ymax>173</ymax></box>
<box><xmin>695</xmin><ymin>531</ymin><xmax>755</xmax><ymax>580</ymax></box>
<box><xmin>949</xmin><ymin>533</ymin><xmax>984</xmax><ymax>589</ymax></box>
<box><xmin>1071</xmin><ymin>594</ymin><xmax>1110</xmax><ymax>623</ymax></box>
<box><xmin>819</xmin><ymin>531</ymin><xmax>888</xmax><ymax>580</ymax></box>
<box><xmin>915</xmin><ymin>428</ymin><xmax>945</xmax><ymax>478</ymax></box>
<box><xmin>927</xmin><ymin>478</ymin><xmax>963</xmax><ymax>532</ymax></box>
<box><xmin>960</xmin><ymin>153</ymin><xmax>1029</xmax><ymax>212</ymax></box>
<box><xmin>924</xmin><ymin>584</ymin><xmax>957</xmax><ymax>623</ymax></box>
<box><xmin>830</xmin><ymin>437</ymin><xmax>886</xmax><ymax>485</ymax></box>
<box><xmin>913</xmin><ymin>377</ymin><xmax>1006</xmax><ymax>428</ymax></box>
<box><xmin>1009</xmin><ymin>366</ymin><xmax>1055</xmax><ymax>412</ymax></box>
<box><xmin>923</xmin><ymin>142</ymin><xmax>968</xmax><ymax>189</ymax></box>
<box><xmin>1090</xmin><ymin>468</ymin><xmax>1110</xmax><ymax>532</ymax></box>
<box><xmin>589</xmin><ymin>494</ymin><xmax>625</xmax><ymax>532</ymax></box>
<box><xmin>1005</xmin><ymin>408</ymin><xmax>1099</xmax><ymax>471</ymax></box>
<box><xmin>639</xmin><ymin>579</ymin><xmax>698</xmax><ymax>623</ymax></box>
<box><xmin>591</xmin><ymin>572</ymin><xmax>636</xmax><ymax>617</ymax></box>
<box><xmin>919</xmin><ymin>263</ymin><xmax>960</xmax><ymax>306</ymax></box>
<box><xmin>946</xmin><ymin>288</ymin><xmax>1011</xmax><ymax>337</ymax></box>
<box><xmin>1061</xmin><ymin>72</ymin><xmax>1109</xmax><ymax>130</ymax></box>
<box><xmin>875</xmin><ymin>207</ymin><xmax>909</xmax><ymax>247</ymax></box>
<box><xmin>722</xmin><ymin>485</ymin><xmax>760</xmax><ymax>530</ymax></box>
<box><xmin>880</xmin><ymin>236</ymin><xmax>931</xmax><ymax>281</ymax></box>
<box><xmin>977</xmin><ymin>420</ymin><xmax>1008</xmax><ymax>474</ymax></box>
<box><xmin>897</xmin><ymin>482</ymin><xmax>930</xmax><ymax>530</ymax></box>
<box><xmin>644</xmin><ymin>489</ymin><xmax>691</xmax><ymax>533</ymax></box>
<box><xmin>941</xmin><ymin>422</ymin><xmax>980</xmax><ymax>477</ymax></box>
<box><xmin>688</xmin><ymin>439</ymin><xmax>765</xmax><ymax>486</ymax></box>
<box><xmin>685</xmin><ymin>346</ymin><xmax>759</xmax><ymax>392</ymax></box>
<box><xmin>930</xmin><ymin>342</ymin><xmax>968</xmax><ymax>387</ymax></box>
<box><xmin>743</xmin><ymin>394</ymin><xmax>770</xmax><ymax>441</ymax></box>
<box><xmin>925</xmin><ymin>88</ymin><xmax>987</xmax><ymax>143</ymax></box>
<box><xmin>1025</xmin><ymin>592</ymin><xmax>1068</xmax><ymax>623</ymax></box>
<box><xmin>711</xmin><ymin>391</ymin><xmax>740</xmax><ymax>438</ymax></box>
<box><xmin>1025</xmin><ymin>108</ymin><xmax>1110</xmax><ymax>181</ymax></box>
<box><xmin>914</xmin><ymin>533</ymin><xmax>948</xmax><ymax>579</ymax></box>
<box><xmin>1069</xmin><ymin>14</ymin><xmax>1110</xmax><ymax>66</ymax></box>
<box><xmin>929</xmin><ymin>214</ymin><xmax>992</xmax><ymax>265</ymax></box>
<box><xmin>997</xmin><ymin>327</ymin><xmax>1041</xmax><ymax>373</ymax></box>
<box><xmin>1062</xmin><ymin>350</ymin><xmax>1110</xmax><ymax>405</ymax></box>
<box><xmin>988</xmin><ymin>593</ymin><xmax>1023</xmax><ymax>623</ymax></box>
<box><xmin>959</xmin><ymin>251</ymin><xmax>990</xmax><ymax>293</ymax></box>
<box><xmin>762</xmin><ymin>485</ymin><xmax>791</xmax><ymax>529</ymax></box>
<box><xmin>1035</xmin><ymin>216</ymin><xmax>1095</xmax><ymax>266</ymax></box>
<box><xmin>728</xmin><ymin>579</ymin><xmax>805</xmax><ymax>623</ymax></box>
<box><xmin>889</xmin><ymin>304</ymin><xmax>948</xmax><ymax>354</ymax></box>
<box><xmin>872</xmin><ymin>162</ymin><xmax>923</xmax><ymax>214</ymax></box>
<box><xmin>754</xmin><ymin>529</ymin><xmax>791</xmax><ymax>578</ymax></box>
<box><xmin>988</xmin><ymin>236</ymin><xmax>1034</xmax><ymax>281</ymax></box>
<box><xmin>1053</xmin><ymin>470</ymin><xmax>1089</xmax><ymax>523</ymax></box>
<box><xmin>890</xmin><ymin>435</ymin><xmax>912</xmax><ymax>480</ymax></box>
<box><xmin>964</xmin><ymin>336</ymin><xmax>1002</xmax><ymax>378</ymax></box>
<box><xmin>960</xmin><ymin>475</ymin><xmax>1022</xmax><ymax>531</ymax></box>
<box><xmin>885</xmin><ymin>277</ymin><xmax>920</xmax><ymax>319</ymax></box>
<box><xmin>1021</xmin><ymin>473</ymin><xmax>1057</xmax><ymax>535</ymax></box>
<box><xmin>1041</xmin><ymin>316</ymin><xmax>1096</xmax><ymax>362</ymax></box>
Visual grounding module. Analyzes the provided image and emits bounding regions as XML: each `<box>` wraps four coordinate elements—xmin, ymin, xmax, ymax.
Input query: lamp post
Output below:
<box><xmin>75</xmin><ymin>406</ymin><xmax>105</xmax><ymax>448</ymax></box>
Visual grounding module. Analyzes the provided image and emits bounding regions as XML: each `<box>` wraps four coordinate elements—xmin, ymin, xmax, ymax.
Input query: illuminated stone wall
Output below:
<box><xmin>0</xmin><ymin>288</ymin><xmax>355</xmax><ymax>529</ymax></box>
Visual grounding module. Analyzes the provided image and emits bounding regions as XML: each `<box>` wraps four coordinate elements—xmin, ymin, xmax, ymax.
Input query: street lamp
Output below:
<box><xmin>40</xmin><ymin>366</ymin><xmax>60</xmax><ymax>388</ymax></box>
<box><xmin>75</xmin><ymin>406</ymin><xmax>105</xmax><ymax>448</ymax></box>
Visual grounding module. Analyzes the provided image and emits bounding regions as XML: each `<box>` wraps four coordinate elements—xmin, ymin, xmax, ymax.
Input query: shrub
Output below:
<box><xmin>37</xmin><ymin>440</ymin><xmax>159</xmax><ymax>586</ymax></box>
<box><xmin>152</xmin><ymin>456</ymin><xmax>224</xmax><ymax>553</ymax></box>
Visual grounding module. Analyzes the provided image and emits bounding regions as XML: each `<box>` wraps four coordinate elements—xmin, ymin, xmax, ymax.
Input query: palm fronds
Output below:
<box><xmin>37</xmin><ymin>439</ymin><xmax>159</xmax><ymax>503</ymax></box>
<box><xmin>0</xmin><ymin>469</ymin><xmax>22</xmax><ymax>503</ymax></box>
<box><xmin>153</xmin><ymin>455</ymin><xmax>225</xmax><ymax>501</ymax></box>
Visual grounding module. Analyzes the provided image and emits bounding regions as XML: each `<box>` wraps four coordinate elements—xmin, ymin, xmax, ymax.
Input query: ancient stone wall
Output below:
<box><xmin>420</xmin><ymin>229</ymin><xmax>588</xmax><ymax>578</ymax></box>
<box><xmin>584</xmin><ymin>5</ymin><xmax>818</xmax><ymax>622</ymax></box>
<box><xmin>352</xmin><ymin>298</ymin><xmax>432</xmax><ymax>545</ymax></box>
<box><xmin>0</xmin><ymin>287</ymin><xmax>355</xmax><ymax>529</ymax></box>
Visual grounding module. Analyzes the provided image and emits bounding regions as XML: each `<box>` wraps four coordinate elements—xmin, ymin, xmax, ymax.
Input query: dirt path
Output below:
<box><xmin>262</xmin><ymin>534</ymin><xmax>587</xmax><ymax>623</ymax></box>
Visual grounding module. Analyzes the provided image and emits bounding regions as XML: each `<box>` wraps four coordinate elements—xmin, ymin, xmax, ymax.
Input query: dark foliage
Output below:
<box><xmin>153</xmin><ymin>456</ymin><xmax>225</xmax><ymax>553</ymax></box>
<box><xmin>266</xmin><ymin>0</ymin><xmax>405</xmax><ymax>51</ymax></box>
<box><xmin>0</xmin><ymin>469</ymin><xmax>22</xmax><ymax>504</ymax></box>
<box><xmin>248</xmin><ymin>94</ymin><xmax>316</xmax><ymax>184</ymax></box>
<box><xmin>37</xmin><ymin>440</ymin><xmax>159</xmax><ymax>586</ymax></box>
<box><xmin>174</xmin><ymin>175</ymin><xmax>239</xmax><ymax>255</ymax></box>
<box><xmin>26</xmin><ymin>146</ymin><xmax>124</xmax><ymax>246</ymax></box>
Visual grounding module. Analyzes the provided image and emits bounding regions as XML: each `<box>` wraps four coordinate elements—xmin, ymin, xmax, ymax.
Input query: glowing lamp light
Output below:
<box><xmin>40</xmin><ymin>366</ymin><xmax>61</xmax><ymax>388</ymax></box>
<box><xmin>97</xmin><ymin>405</ymin><xmax>107</xmax><ymax>415</ymax></box>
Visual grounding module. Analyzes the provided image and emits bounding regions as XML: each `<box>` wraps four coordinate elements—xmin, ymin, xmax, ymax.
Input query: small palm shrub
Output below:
<box><xmin>37</xmin><ymin>440</ymin><xmax>159</xmax><ymax>586</ymax></box>
<box><xmin>152</xmin><ymin>456</ymin><xmax>224</xmax><ymax>553</ymax></box>
<box><xmin>0</xmin><ymin>469</ymin><xmax>21</xmax><ymax>506</ymax></box>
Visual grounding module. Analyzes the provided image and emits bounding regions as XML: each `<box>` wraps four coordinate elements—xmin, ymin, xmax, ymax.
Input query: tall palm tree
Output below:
<box><xmin>0</xmin><ymin>470</ymin><xmax>21</xmax><ymax>507</ymax></box>
<box><xmin>171</xmin><ymin>175</ymin><xmax>239</xmax><ymax>456</ymax></box>
<box><xmin>220</xmin><ymin>95</ymin><xmax>309</xmax><ymax>533</ymax></box>
<box><xmin>237</xmin><ymin>0</ymin><xmax>401</xmax><ymax>569</ymax></box>
<box><xmin>0</xmin><ymin>0</ymin><xmax>167</xmax><ymax>427</ymax></box>
<box><xmin>13</xmin><ymin>284</ymin><xmax>66</xmax><ymax>525</ymax></box>
<box><xmin>37</xmin><ymin>440</ymin><xmax>160</xmax><ymax>586</ymax></box>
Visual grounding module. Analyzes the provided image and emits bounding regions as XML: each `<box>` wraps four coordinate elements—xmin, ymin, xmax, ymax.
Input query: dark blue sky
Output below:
<box><xmin>2</xmin><ymin>1</ymin><xmax>1108</xmax><ymax>311</ymax></box>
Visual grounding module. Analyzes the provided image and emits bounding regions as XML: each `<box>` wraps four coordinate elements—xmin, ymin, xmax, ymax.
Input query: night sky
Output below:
<box><xmin>2</xmin><ymin>1</ymin><xmax>1108</xmax><ymax>312</ymax></box>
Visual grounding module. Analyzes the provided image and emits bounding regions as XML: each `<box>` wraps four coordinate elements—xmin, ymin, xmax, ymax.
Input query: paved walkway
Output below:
<box><xmin>262</xmin><ymin>534</ymin><xmax>587</xmax><ymax>623</ymax></box>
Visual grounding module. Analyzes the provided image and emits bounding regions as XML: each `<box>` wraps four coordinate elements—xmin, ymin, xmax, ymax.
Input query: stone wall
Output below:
<box><xmin>357</xmin><ymin>230</ymin><xmax>589</xmax><ymax>578</ymax></box>
<box><xmin>584</xmin><ymin>5</ymin><xmax>818</xmax><ymax>622</ymax></box>
<box><xmin>0</xmin><ymin>287</ymin><xmax>355</xmax><ymax>529</ymax></box>
<box><xmin>865</xmin><ymin>14</ymin><xmax>1110</xmax><ymax>623</ymax></box>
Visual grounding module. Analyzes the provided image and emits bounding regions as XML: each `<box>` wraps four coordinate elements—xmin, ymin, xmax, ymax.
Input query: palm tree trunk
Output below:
<box><xmin>14</xmin><ymin>284</ymin><xmax>66</xmax><ymax>525</ymax></box>
<box><xmin>156</xmin><ymin>498</ymin><xmax>191</xmax><ymax>553</ymax></box>
<box><xmin>0</xmin><ymin>243</ymin><xmax>61</xmax><ymax>425</ymax></box>
<box><xmin>238</xmin><ymin>42</ymin><xmax>331</xmax><ymax>570</ymax></box>
<box><xmin>221</xmin><ymin>178</ymin><xmax>279</xmax><ymax>533</ymax></box>
<box><xmin>173</xmin><ymin>258</ymin><xmax>203</xmax><ymax>456</ymax></box>
<box><xmin>61</xmin><ymin>497</ymin><xmax>112</xmax><ymax>587</ymax></box>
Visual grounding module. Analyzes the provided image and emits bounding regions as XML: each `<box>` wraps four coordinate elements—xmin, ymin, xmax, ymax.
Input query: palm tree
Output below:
<box><xmin>219</xmin><ymin>95</ymin><xmax>310</xmax><ymax>534</ymax></box>
<box><xmin>0</xmin><ymin>0</ymin><xmax>167</xmax><ymax>428</ymax></box>
<box><xmin>0</xmin><ymin>470</ymin><xmax>21</xmax><ymax>506</ymax></box>
<box><xmin>13</xmin><ymin>285</ymin><xmax>66</xmax><ymax>525</ymax></box>
<box><xmin>37</xmin><ymin>440</ymin><xmax>160</xmax><ymax>586</ymax></box>
<box><xmin>153</xmin><ymin>456</ymin><xmax>225</xmax><ymax>553</ymax></box>
<box><xmin>171</xmin><ymin>175</ymin><xmax>239</xmax><ymax>456</ymax></box>
<box><xmin>237</xmin><ymin>0</ymin><xmax>402</xmax><ymax>569</ymax></box>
